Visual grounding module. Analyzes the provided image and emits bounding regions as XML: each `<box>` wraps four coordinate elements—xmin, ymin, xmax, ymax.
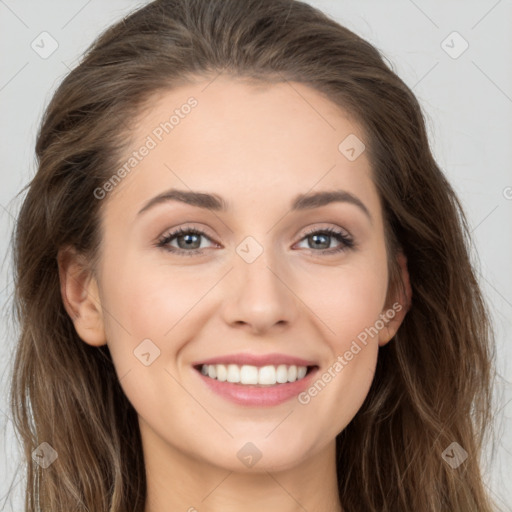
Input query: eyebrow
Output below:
<box><xmin>137</xmin><ymin>188</ymin><xmax>372</xmax><ymax>222</ymax></box>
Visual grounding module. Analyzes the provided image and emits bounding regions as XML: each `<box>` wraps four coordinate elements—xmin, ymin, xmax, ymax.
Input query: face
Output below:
<box><xmin>61</xmin><ymin>76</ymin><xmax>409</xmax><ymax>474</ymax></box>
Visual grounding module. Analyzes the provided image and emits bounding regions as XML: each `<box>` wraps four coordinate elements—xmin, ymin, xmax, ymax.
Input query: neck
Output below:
<box><xmin>141</xmin><ymin>421</ymin><xmax>343</xmax><ymax>512</ymax></box>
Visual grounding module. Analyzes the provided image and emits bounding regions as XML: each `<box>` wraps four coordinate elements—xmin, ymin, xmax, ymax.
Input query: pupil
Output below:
<box><xmin>176</xmin><ymin>233</ymin><xmax>331</xmax><ymax>251</ymax></box>
<box><xmin>311</xmin><ymin>234</ymin><xmax>329</xmax><ymax>249</ymax></box>
<box><xmin>179</xmin><ymin>233</ymin><xmax>200</xmax><ymax>249</ymax></box>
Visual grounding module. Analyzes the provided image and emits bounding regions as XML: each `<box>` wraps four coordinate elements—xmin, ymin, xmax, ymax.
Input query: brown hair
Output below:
<box><xmin>8</xmin><ymin>0</ymin><xmax>499</xmax><ymax>510</ymax></box>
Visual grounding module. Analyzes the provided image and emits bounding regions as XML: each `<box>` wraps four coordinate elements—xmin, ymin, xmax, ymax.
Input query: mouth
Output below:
<box><xmin>193</xmin><ymin>363</ymin><xmax>318</xmax><ymax>387</ymax></box>
<box><xmin>192</xmin><ymin>362</ymin><xmax>320</xmax><ymax>407</ymax></box>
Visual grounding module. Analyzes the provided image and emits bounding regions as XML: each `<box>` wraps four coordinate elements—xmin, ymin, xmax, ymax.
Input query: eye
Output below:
<box><xmin>156</xmin><ymin>225</ymin><xmax>355</xmax><ymax>256</ymax></box>
<box><xmin>156</xmin><ymin>226</ymin><xmax>217</xmax><ymax>256</ymax></box>
<box><xmin>294</xmin><ymin>226</ymin><xmax>354</xmax><ymax>254</ymax></box>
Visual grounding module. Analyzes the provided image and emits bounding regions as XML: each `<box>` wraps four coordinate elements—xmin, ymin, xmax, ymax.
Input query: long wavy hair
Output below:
<box><xmin>8</xmin><ymin>0</ymin><xmax>499</xmax><ymax>510</ymax></box>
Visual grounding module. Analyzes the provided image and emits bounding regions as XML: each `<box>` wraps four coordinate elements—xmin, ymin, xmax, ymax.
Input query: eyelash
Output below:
<box><xmin>156</xmin><ymin>225</ymin><xmax>355</xmax><ymax>257</ymax></box>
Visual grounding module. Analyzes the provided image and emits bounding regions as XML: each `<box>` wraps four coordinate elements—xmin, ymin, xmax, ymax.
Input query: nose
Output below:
<box><xmin>220</xmin><ymin>248</ymin><xmax>299</xmax><ymax>335</ymax></box>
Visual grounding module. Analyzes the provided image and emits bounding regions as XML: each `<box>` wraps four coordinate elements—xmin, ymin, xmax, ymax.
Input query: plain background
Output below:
<box><xmin>0</xmin><ymin>0</ymin><xmax>511</xmax><ymax>510</ymax></box>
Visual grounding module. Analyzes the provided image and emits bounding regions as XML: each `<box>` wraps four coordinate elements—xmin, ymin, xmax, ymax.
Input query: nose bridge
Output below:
<box><xmin>221</xmin><ymin>234</ymin><xmax>297</xmax><ymax>332</ymax></box>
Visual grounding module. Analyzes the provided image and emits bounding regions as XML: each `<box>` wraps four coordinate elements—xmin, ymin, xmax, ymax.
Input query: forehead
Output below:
<box><xmin>105</xmin><ymin>76</ymin><xmax>379</xmax><ymax>220</ymax></box>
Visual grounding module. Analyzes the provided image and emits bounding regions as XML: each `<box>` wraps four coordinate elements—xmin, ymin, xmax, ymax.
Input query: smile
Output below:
<box><xmin>197</xmin><ymin>363</ymin><xmax>311</xmax><ymax>386</ymax></box>
<box><xmin>193</xmin><ymin>363</ymin><xmax>320</xmax><ymax>407</ymax></box>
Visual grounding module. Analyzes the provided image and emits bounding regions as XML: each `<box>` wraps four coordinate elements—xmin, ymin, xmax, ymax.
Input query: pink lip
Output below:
<box><xmin>193</xmin><ymin>366</ymin><xmax>319</xmax><ymax>407</ymax></box>
<box><xmin>192</xmin><ymin>352</ymin><xmax>317</xmax><ymax>368</ymax></box>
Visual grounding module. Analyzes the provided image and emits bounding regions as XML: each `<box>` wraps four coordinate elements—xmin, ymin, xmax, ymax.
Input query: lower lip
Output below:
<box><xmin>194</xmin><ymin>366</ymin><xmax>319</xmax><ymax>407</ymax></box>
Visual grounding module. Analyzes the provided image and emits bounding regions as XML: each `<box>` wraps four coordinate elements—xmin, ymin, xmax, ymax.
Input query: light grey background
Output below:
<box><xmin>1</xmin><ymin>1</ymin><xmax>511</xmax><ymax>510</ymax></box>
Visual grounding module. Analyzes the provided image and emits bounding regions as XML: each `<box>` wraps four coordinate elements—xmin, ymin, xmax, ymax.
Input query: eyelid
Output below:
<box><xmin>156</xmin><ymin>222</ymin><xmax>355</xmax><ymax>255</ymax></box>
<box><xmin>294</xmin><ymin>225</ymin><xmax>355</xmax><ymax>252</ymax></box>
<box><xmin>158</xmin><ymin>222</ymin><xmax>218</xmax><ymax>241</ymax></box>
<box><xmin>300</xmin><ymin>224</ymin><xmax>352</xmax><ymax>239</ymax></box>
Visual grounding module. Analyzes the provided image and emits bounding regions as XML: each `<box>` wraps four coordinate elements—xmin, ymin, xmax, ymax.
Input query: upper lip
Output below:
<box><xmin>192</xmin><ymin>353</ymin><xmax>318</xmax><ymax>368</ymax></box>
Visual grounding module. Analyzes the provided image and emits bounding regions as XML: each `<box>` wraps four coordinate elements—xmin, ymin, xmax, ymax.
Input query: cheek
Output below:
<box><xmin>96</xmin><ymin>260</ymin><xmax>169</xmax><ymax>359</ymax></box>
<box><xmin>306</xmin><ymin>256</ymin><xmax>388</xmax><ymax>429</ymax></box>
<box><xmin>97</xmin><ymin>265</ymin><xmax>201</xmax><ymax>409</ymax></box>
<box><xmin>300</xmin><ymin>272</ymin><xmax>385</xmax><ymax>434</ymax></box>
<box><xmin>306</xmin><ymin>256</ymin><xmax>389</xmax><ymax>344</ymax></box>
<box><xmin>101</xmin><ymin>250</ymin><xmax>203</xmax><ymax>331</ymax></box>
<box><xmin>99</xmin><ymin>259</ymin><xmax>219</xmax><ymax>372</ymax></box>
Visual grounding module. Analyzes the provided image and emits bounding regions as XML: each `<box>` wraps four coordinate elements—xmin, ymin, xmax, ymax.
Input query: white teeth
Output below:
<box><xmin>198</xmin><ymin>363</ymin><xmax>310</xmax><ymax>385</ymax></box>
<box><xmin>226</xmin><ymin>364</ymin><xmax>240</xmax><ymax>383</ymax></box>
<box><xmin>258</xmin><ymin>365</ymin><xmax>276</xmax><ymax>385</ymax></box>
<box><xmin>276</xmin><ymin>364</ymin><xmax>289</xmax><ymax>383</ymax></box>
<box><xmin>297</xmin><ymin>366</ymin><xmax>307</xmax><ymax>379</ymax></box>
<box><xmin>216</xmin><ymin>364</ymin><xmax>227</xmax><ymax>382</ymax></box>
<box><xmin>240</xmin><ymin>365</ymin><xmax>259</xmax><ymax>384</ymax></box>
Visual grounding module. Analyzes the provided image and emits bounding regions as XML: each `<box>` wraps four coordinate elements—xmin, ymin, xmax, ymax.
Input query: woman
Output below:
<box><xmin>9</xmin><ymin>0</ymin><xmax>498</xmax><ymax>510</ymax></box>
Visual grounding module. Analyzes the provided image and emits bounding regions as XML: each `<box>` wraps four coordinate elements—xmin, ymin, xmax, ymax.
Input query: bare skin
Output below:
<box><xmin>59</xmin><ymin>75</ymin><xmax>411</xmax><ymax>512</ymax></box>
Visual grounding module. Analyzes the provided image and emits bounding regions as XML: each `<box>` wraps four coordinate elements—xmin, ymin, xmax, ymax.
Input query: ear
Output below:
<box><xmin>378</xmin><ymin>251</ymin><xmax>412</xmax><ymax>347</ymax></box>
<box><xmin>57</xmin><ymin>246</ymin><xmax>107</xmax><ymax>347</ymax></box>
